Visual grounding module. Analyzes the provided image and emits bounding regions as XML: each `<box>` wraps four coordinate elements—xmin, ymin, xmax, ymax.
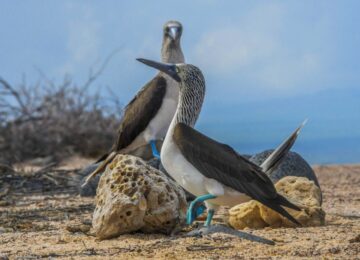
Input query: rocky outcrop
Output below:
<box><xmin>228</xmin><ymin>176</ymin><xmax>325</xmax><ymax>229</ymax></box>
<box><xmin>92</xmin><ymin>154</ymin><xmax>187</xmax><ymax>240</ymax></box>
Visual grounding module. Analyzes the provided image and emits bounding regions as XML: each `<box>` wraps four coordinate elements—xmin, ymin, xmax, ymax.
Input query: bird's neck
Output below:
<box><xmin>175</xmin><ymin>89</ymin><xmax>203</xmax><ymax>127</ymax></box>
<box><xmin>165</xmin><ymin>83</ymin><xmax>205</xmax><ymax>142</ymax></box>
<box><xmin>161</xmin><ymin>41</ymin><xmax>185</xmax><ymax>63</ymax></box>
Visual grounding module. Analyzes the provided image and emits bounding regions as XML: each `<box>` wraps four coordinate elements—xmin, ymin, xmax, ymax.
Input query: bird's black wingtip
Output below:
<box><xmin>277</xmin><ymin>194</ymin><xmax>302</xmax><ymax>211</ymax></box>
<box><xmin>259</xmin><ymin>195</ymin><xmax>303</xmax><ymax>226</ymax></box>
<box><xmin>286</xmin><ymin>210</ymin><xmax>302</xmax><ymax>226</ymax></box>
<box><xmin>275</xmin><ymin>195</ymin><xmax>302</xmax><ymax>226</ymax></box>
<box><xmin>273</xmin><ymin>203</ymin><xmax>302</xmax><ymax>226</ymax></box>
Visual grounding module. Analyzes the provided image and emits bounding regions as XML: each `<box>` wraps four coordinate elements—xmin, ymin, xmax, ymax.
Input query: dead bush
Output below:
<box><xmin>0</xmin><ymin>70</ymin><xmax>123</xmax><ymax>165</ymax></box>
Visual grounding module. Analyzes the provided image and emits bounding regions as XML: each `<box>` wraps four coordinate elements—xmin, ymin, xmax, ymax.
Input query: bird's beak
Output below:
<box><xmin>136</xmin><ymin>58</ymin><xmax>181</xmax><ymax>82</ymax></box>
<box><xmin>169</xmin><ymin>27</ymin><xmax>178</xmax><ymax>40</ymax></box>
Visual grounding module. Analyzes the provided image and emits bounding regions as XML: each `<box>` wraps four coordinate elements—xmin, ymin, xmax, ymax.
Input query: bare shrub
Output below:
<box><xmin>0</xmin><ymin>66</ymin><xmax>123</xmax><ymax>165</ymax></box>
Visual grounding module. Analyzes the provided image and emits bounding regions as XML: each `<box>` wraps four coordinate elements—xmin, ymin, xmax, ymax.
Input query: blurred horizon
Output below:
<box><xmin>1</xmin><ymin>1</ymin><xmax>359</xmax><ymax>164</ymax></box>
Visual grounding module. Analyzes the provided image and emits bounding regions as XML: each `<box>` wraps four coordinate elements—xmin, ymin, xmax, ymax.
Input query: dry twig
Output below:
<box><xmin>0</xmin><ymin>52</ymin><xmax>123</xmax><ymax>164</ymax></box>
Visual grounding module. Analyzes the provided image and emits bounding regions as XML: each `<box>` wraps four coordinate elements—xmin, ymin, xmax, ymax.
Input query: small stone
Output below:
<box><xmin>66</xmin><ymin>223</ymin><xmax>91</xmax><ymax>233</ymax></box>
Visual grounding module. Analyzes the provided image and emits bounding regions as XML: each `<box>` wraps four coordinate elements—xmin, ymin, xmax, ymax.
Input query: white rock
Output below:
<box><xmin>92</xmin><ymin>154</ymin><xmax>187</xmax><ymax>239</ymax></box>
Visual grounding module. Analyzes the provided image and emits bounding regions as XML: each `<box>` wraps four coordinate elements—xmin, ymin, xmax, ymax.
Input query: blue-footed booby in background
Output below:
<box><xmin>136</xmin><ymin>58</ymin><xmax>304</xmax><ymax>227</ymax></box>
<box><xmin>83</xmin><ymin>21</ymin><xmax>184</xmax><ymax>186</ymax></box>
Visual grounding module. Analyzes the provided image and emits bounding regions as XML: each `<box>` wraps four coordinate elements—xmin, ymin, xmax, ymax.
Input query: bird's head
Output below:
<box><xmin>161</xmin><ymin>21</ymin><xmax>184</xmax><ymax>63</ymax></box>
<box><xmin>136</xmin><ymin>58</ymin><xmax>205</xmax><ymax>92</ymax></box>
<box><xmin>163</xmin><ymin>20</ymin><xmax>183</xmax><ymax>43</ymax></box>
<box><xmin>137</xmin><ymin>58</ymin><xmax>205</xmax><ymax>126</ymax></box>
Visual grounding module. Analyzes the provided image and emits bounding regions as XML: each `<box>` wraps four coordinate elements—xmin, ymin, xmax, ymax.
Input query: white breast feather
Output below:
<box><xmin>142</xmin><ymin>76</ymin><xmax>179</xmax><ymax>142</ymax></box>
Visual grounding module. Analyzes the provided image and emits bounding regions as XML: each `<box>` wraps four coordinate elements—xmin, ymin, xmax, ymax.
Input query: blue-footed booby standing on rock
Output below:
<box><xmin>83</xmin><ymin>21</ymin><xmax>184</xmax><ymax>186</ymax></box>
<box><xmin>136</xmin><ymin>58</ymin><xmax>304</xmax><ymax>228</ymax></box>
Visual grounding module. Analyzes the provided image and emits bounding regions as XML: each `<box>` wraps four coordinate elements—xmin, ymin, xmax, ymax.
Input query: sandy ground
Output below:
<box><xmin>0</xmin><ymin>161</ymin><xmax>359</xmax><ymax>259</ymax></box>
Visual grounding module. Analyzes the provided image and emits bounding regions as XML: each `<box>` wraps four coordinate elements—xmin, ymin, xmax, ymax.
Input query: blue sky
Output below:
<box><xmin>1</xmin><ymin>1</ymin><xmax>359</xmax><ymax>163</ymax></box>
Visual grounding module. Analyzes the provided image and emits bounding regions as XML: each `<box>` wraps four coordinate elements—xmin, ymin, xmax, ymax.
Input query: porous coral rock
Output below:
<box><xmin>92</xmin><ymin>154</ymin><xmax>187</xmax><ymax>239</ymax></box>
<box><xmin>228</xmin><ymin>176</ymin><xmax>325</xmax><ymax>229</ymax></box>
<box><xmin>228</xmin><ymin>201</ymin><xmax>268</xmax><ymax>230</ymax></box>
<box><xmin>78</xmin><ymin>142</ymin><xmax>162</xmax><ymax>197</ymax></box>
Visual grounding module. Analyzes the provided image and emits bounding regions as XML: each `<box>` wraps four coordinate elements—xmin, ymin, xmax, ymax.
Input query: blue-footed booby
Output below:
<box><xmin>136</xmin><ymin>58</ymin><xmax>304</xmax><ymax>227</ymax></box>
<box><xmin>83</xmin><ymin>21</ymin><xmax>184</xmax><ymax>186</ymax></box>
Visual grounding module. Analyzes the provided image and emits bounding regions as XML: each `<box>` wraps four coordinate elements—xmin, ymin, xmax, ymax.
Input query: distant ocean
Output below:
<box><xmin>194</xmin><ymin>128</ymin><xmax>360</xmax><ymax>165</ymax></box>
<box><xmin>195</xmin><ymin>87</ymin><xmax>360</xmax><ymax>165</ymax></box>
<box><xmin>230</xmin><ymin>137</ymin><xmax>360</xmax><ymax>165</ymax></box>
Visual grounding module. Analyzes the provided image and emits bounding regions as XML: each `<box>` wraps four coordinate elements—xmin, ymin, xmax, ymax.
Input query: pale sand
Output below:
<box><xmin>0</xmin><ymin>162</ymin><xmax>359</xmax><ymax>259</ymax></box>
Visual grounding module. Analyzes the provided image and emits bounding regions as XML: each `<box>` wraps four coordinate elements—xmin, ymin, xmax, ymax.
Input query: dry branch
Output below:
<box><xmin>0</xmin><ymin>54</ymin><xmax>123</xmax><ymax>164</ymax></box>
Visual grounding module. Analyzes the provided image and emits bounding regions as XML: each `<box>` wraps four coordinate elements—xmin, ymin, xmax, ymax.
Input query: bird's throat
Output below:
<box><xmin>161</xmin><ymin>41</ymin><xmax>185</xmax><ymax>63</ymax></box>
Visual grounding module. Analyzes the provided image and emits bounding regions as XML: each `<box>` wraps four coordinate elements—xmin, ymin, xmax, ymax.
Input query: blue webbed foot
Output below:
<box><xmin>186</xmin><ymin>202</ymin><xmax>206</xmax><ymax>225</ymax></box>
<box><xmin>186</xmin><ymin>194</ymin><xmax>216</xmax><ymax>225</ymax></box>
<box><xmin>150</xmin><ymin>140</ymin><xmax>160</xmax><ymax>159</ymax></box>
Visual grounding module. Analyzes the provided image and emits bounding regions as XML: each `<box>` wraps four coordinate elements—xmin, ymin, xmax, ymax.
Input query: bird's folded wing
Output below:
<box><xmin>173</xmin><ymin>123</ymin><xmax>278</xmax><ymax>200</ymax></box>
<box><xmin>113</xmin><ymin>75</ymin><xmax>167</xmax><ymax>150</ymax></box>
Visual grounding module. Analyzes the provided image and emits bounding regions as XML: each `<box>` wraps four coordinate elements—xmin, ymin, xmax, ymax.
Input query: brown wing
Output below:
<box><xmin>173</xmin><ymin>123</ymin><xmax>277</xmax><ymax>200</ymax></box>
<box><xmin>173</xmin><ymin>123</ymin><xmax>301</xmax><ymax>225</ymax></box>
<box><xmin>113</xmin><ymin>75</ymin><xmax>167</xmax><ymax>151</ymax></box>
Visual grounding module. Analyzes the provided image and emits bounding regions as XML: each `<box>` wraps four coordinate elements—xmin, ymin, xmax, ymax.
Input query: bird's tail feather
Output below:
<box><xmin>260</xmin><ymin>119</ymin><xmax>307</xmax><ymax>174</ymax></box>
<box><xmin>81</xmin><ymin>151</ymin><xmax>117</xmax><ymax>187</ymax></box>
<box><xmin>95</xmin><ymin>153</ymin><xmax>109</xmax><ymax>164</ymax></box>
